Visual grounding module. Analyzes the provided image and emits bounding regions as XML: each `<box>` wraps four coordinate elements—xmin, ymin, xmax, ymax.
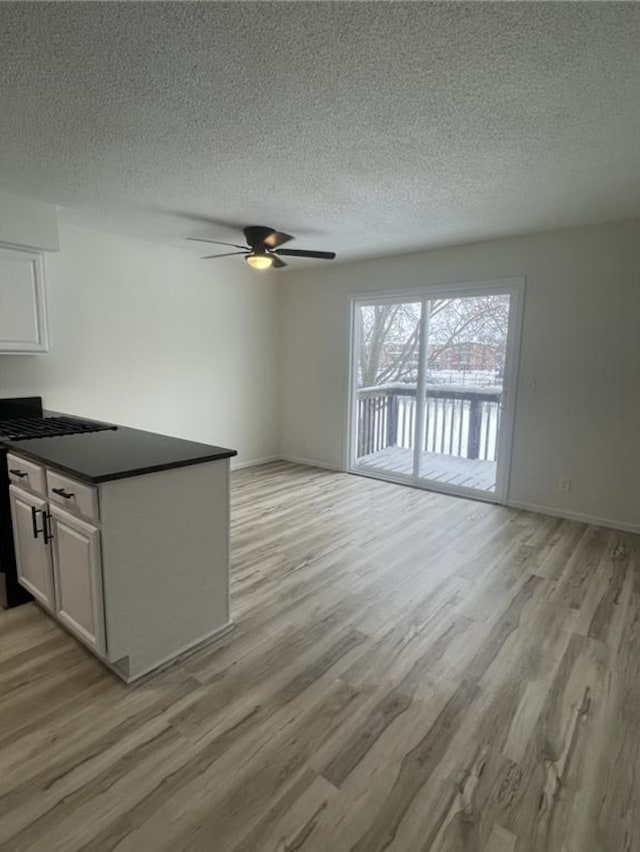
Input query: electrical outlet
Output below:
<box><xmin>558</xmin><ymin>477</ymin><xmax>572</xmax><ymax>493</ymax></box>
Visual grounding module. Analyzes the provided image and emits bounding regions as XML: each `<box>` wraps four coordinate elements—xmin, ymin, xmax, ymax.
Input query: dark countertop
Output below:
<box><xmin>1</xmin><ymin>425</ymin><xmax>237</xmax><ymax>484</ymax></box>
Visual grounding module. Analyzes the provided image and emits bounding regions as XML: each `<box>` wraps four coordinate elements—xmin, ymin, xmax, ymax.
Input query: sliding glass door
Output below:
<box><xmin>354</xmin><ymin>301</ymin><xmax>422</xmax><ymax>478</ymax></box>
<box><xmin>350</xmin><ymin>280</ymin><xmax>522</xmax><ymax>503</ymax></box>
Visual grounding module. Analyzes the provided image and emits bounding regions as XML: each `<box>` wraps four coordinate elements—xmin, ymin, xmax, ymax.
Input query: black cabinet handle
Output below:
<box><xmin>31</xmin><ymin>505</ymin><xmax>43</xmax><ymax>539</ymax></box>
<box><xmin>52</xmin><ymin>487</ymin><xmax>75</xmax><ymax>499</ymax></box>
<box><xmin>10</xmin><ymin>469</ymin><xmax>28</xmax><ymax>478</ymax></box>
<box><xmin>43</xmin><ymin>512</ymin><xmax>53</xmax><ymax>544</ymax></box>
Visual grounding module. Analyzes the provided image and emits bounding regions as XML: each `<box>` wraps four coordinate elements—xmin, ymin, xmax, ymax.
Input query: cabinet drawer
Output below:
<box><xmin>7</xmin><ymin>453</ymin><xmax>46</xmax><ymax>496</ymax></box>
<box><xmin>47</xmin><ymin>470</ymin><xmax>99</xmax><ymax>523</ymax></box>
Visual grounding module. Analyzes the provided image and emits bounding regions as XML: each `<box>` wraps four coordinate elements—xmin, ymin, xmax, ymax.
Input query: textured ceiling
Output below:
<box><xmin>1</xmin><ymin>1</ymin><xmax>640</xmax><ymax>260</ymax></box>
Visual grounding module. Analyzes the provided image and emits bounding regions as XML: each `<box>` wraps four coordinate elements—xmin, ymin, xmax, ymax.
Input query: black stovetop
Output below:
<box><xmin>0</xmin><ymin>396</ymin><xmax>117</xmax><ymax>442</ymax></box>
<box><xmin>0</xmin><ymin>415</ymin><xmax>117</xmax><ymax>441</ymax></box>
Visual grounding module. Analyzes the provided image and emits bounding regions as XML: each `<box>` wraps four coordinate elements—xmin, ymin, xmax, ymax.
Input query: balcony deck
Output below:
<box><xmin>357</xmin><ymin>446</ymin><xmax>497</xmax><ymax>492</ymax></box>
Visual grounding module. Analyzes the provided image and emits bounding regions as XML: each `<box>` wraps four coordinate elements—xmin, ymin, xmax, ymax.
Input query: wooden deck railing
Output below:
<box><xmin>357</xmin><ymin>383</ymin><xmax>502</xmax><ymax>461</ymax></box>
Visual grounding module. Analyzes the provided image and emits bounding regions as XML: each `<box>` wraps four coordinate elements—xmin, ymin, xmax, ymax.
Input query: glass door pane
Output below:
<box><xmin>354</xmin><ymin>301</ymin><xmax>422</xmax><ymax>477</ymax></box>
<box><xmin>418</xmin><ymin>293</ymin><xmax>511</xmax><ymax>494</ymax></box>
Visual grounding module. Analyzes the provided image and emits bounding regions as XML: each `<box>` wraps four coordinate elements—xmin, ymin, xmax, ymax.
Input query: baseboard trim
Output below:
<box><xmin>230</xmin><ymin>455</ymin><xmax>280</xmax><ymax>471</ymax></box>
<box><xmin>279</xmin><ymin>454</ymin><xmax>344</xmax><ymax>472</ymax></box>
<box><xmin>506</xmin><ymin>499</ymin><xmax>640</xmax><ymax>535</ymax></box>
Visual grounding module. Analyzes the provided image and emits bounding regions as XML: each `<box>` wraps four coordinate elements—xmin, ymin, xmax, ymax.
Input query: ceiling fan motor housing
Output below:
<box><xmin>244</xmin><ymin>225</ymin><xmax>277</xmax><ymax>249</ymax></box>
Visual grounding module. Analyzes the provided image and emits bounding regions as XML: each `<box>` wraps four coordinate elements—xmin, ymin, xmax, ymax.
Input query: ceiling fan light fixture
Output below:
<box><xmin>246</xmin><ymin>251</ymin><xmax>273</xmax><ymax>270</ymax></box>
<box><xmin>191</xmin><ymin>225</ymin><xmax>335</xmax><ymax>268</ymax></box>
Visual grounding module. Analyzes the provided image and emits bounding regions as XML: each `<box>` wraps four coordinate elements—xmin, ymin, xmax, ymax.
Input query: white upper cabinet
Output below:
<box><xmin>0</xmin><ymin>246</ymin><xmax>49</xmax><ymax>352</ymax></box>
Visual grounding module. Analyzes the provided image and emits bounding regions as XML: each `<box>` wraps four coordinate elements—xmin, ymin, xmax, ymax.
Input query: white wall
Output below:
<box><xmin>279</xmin><ymin>219</ymin><xmax>640</xmax><ymax>531</ymax></box>
<box><xmin>2</xmin><ymin>215</ymin><xmax>638</xmax><ymax>530</ymax></box>
<box><xmin>0</xmin><ymin>223</ymin><xmax>279</xmax><ymax>465</ymax></box>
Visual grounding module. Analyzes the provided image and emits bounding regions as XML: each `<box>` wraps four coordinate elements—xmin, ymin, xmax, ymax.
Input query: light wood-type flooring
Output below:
<box><xmin>0</xmin><ymin>461</ymin><xmax>638</xmax><ymax>852</ymax></box>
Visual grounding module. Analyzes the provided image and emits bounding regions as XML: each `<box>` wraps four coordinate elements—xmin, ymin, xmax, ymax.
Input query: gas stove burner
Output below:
<box><xmin>0</xmin><ymin>416</ymin><xmax>117</xmax><ymax>441</ymax></box>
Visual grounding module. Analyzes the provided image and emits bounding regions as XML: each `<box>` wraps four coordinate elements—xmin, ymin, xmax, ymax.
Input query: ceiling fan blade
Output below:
<box><xmin>275</xmin><ymin>249</ymin><xmax>336</xmax><ymax>260</ymax></box>
<box><xmin>270</xmin><ymin>255</ymin><xmax>287</xmax><ymax>269</ymax></box>
<box><xmin>200</xmin><ymin>251</ymin><xmax>247</xmax><ymax>259</ymax></box>
<box><xmin>187</xmin><ymin>237</ymin><xmax>247</xmax><ymax>249</ymax></box>
<box><xmin>263</xmin><ymin>231</ymin><xmax>294</xmax><ymax>249</ymax></box>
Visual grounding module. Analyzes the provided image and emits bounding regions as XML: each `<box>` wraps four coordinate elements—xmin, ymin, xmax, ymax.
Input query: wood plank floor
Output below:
<box><xmin>0</xmin><ymin>461</ymin><xmax>638</xmax><ymax>852</ymax></box>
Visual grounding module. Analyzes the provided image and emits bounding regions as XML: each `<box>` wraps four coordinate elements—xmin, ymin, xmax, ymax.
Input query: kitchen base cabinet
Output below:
<box><xmin>8</xmin><ymin>452</ymin><xmax>232</xmax><ymax>683</ymax></box>
<box><xmin>99</xmin><ymin>460</ymin><xmax>231</xmax><ymax>682</ymax></box>
<box><xmin>50</xmin><ymin>506</ymin><xmax>105</xmax><ymax>656</ymax></box>
<box><xmin>9</xmin><ymin>485</ymin><xmax>54</xmax><ymax>610</ymax></box>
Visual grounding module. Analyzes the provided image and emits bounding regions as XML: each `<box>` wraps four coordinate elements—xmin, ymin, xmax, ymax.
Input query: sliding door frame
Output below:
<box><xmin>346</xmin><ymin>277</ymin><xmax>525</xmax><ymax>505</ymax></box>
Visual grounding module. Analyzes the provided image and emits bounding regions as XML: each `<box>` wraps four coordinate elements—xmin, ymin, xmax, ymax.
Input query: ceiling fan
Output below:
<box><xmin>187</xmin><ymin>225</ymin><xmax>336</xmax><ymax>270</ymax></box>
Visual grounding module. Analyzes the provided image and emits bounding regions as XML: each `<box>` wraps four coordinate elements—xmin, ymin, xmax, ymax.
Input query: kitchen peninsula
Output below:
<box><xmin>2</xmin><ymin>414</ymin><xmax>236</xmax><ymax>682</ymax></box>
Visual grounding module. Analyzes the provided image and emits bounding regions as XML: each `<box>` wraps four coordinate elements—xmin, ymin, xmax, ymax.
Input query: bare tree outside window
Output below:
<box><xmin>358</xmin><ymin>295</ymin><xmax>510</xmax><ymax>388</ymax></box>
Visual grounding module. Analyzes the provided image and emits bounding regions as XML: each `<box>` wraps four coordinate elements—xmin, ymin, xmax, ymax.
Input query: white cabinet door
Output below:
<box><xmin>9</xmin><ymin>485</ymin><xmax>55</xmax><ymax>610</ymax></box>
<box><xmin>0</xmin><ymin>246</ymin><xmax>49</xmax><ymax>352</ymax></box>
<box><xmin>50</xmin><ymin>506</ymin><xmax>106</xmax><ymax>655</ymax></box>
